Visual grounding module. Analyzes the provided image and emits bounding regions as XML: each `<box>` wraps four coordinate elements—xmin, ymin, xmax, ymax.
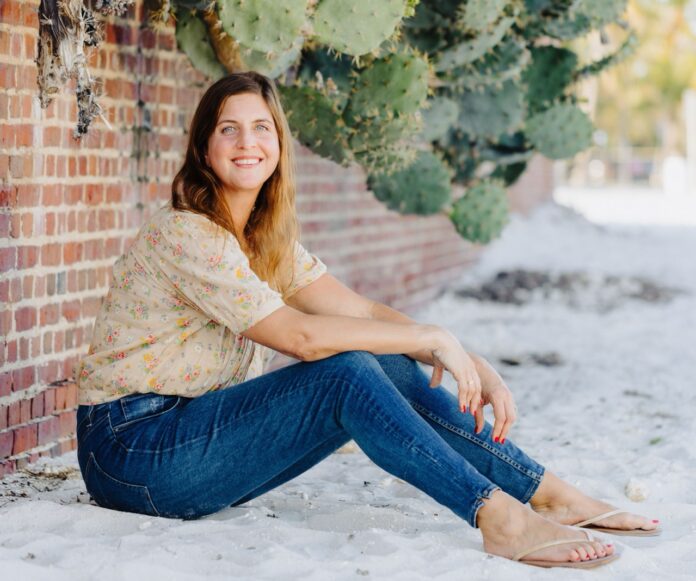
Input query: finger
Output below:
<box><xmin>499</xmin><ymin>397</ymin><xmax>517</xmax><ymax>442</ymax></box>
<box><xmin>474</xmin><ymin>406</ymin><xmax>485</xmax><ymax>435</ymax></box>
<box><xmin>490</xmin><ymin>397</ymin><xmax>507</xmax><ymax>443</ymax></box>
<box><xmin>429</xmin><ymin>365</ymin><xmax>443</xmax><ymax>388</ymax></box>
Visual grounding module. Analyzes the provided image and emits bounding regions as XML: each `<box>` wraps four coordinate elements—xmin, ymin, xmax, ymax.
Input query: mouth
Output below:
<box><xmin>231</xmin><ymin>157</ymin><xmax>263</xmax><ymax>168</ymax></box>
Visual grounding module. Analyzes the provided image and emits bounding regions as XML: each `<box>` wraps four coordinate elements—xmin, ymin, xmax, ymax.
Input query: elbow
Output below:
<box><xmin>289</xmin><ymin>330</ymin><xmax>315</xmax><ymax>362</ymax></box>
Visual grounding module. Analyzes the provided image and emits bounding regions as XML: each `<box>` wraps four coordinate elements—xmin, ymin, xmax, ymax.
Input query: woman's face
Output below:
<box><xmin>205</xmin><ymin>92</ymin><xmax>280</xmax><ymax>201</ymax></box>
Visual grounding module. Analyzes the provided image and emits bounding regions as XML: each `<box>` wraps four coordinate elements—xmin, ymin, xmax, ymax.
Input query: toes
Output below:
<box><xmin>569</xmin><ymin>549</ymin><xmax>581</xmax><ymax>562</ymax></box>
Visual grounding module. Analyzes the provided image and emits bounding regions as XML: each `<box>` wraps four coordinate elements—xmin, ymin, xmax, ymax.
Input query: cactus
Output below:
<box><xmin>449</xmin><ymin>179</ymin><xmax>509</xmax><ymax>243</ymax></box>
<box><xmin>455</xmin><ymin>79</ymin><xmax>525</xmax><ymax>139</ymax></box>
<box><xmin>525</xmin><ymin>103</ymin><xmax>593</xmax><ymax>159</ymax></box>
<box><xmin>457</xmin><ymin>0</ymin><xmax>508</xmax><ymax>33</ymax></box>
<box><xmin>346</xmin><ymin>50</ymin><xmax>430</xmax><ymax>119</ymax></box>
<box><xmin>175</xmin><ymin>8</ymin><xmax>227</xmax><ymax>80</ymax></box>
<box><xmin>522</xmin><ymin>45</ymin><xmax>577</xmax><ymax>113</ymax></box>
<box><xmin>278</xmin><ymin>84</ymin><xmax>352</xmax><ymax>165</ymax></box>
<box><xmin>367</xmin><ymin>150</ymin><xmax>452</xmax><ymax>215</ymax></box>
<box><xmin>450</xmin><ymin>35</ymin><xmax>531</xmax><ymax>90</ymax></box>
<box><xmin>216</xmin><ymin>0</ymin><xmax>307</xmax><ymax>54</ymax></box>
<box><xmin>236</xmin><ymin>39</ymin><xmax>303</xmax><ymax>79</ymax></box>
<box><xmin>418</xmin><ymin>96</ymin><xmax>459</xmax><ymax>142</ymax></box>
<box><xmin>311</xmin><ymin>0</ymin><xmax>411</xmax><ymax>57</ymax></box>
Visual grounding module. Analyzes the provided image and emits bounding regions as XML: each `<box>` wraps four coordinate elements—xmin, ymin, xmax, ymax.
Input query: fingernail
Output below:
<box><xmin>501</xmin><ymin>438</ymin><xmax>505</xmax><ymax>444</ymax></box>
<box><xmin>461</xmin><ymin>405</ymin><xmax>466</xmax><ymax>413</ymax></box>
<box><xmin>470</xmin><ymin>408</ymin><xmax>475</xmax><ymax>416</ymax></box>
<box><xmin>493</xmin><ymin>436</ymin><xmax>499</xmax><ymax>443</ymax></box>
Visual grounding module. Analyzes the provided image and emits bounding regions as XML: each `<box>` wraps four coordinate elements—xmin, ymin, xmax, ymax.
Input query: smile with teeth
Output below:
<box><xmin>233</xmin><ymin>157</ymin><xmax>262</xmax><ymax>167</ymax></box>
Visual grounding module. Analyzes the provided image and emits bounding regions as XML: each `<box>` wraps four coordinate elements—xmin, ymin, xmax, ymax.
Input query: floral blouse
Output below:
<box><xmin>77</xmin><ymin>201</ymin><xmax>327</xmax><ymax>405</ymax></box>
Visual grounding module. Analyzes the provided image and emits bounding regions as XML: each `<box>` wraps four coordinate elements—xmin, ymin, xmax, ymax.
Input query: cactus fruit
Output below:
<box><xmin>449</xmin><ymin>179</ymin><xmax>509</xmax><ymax>243</ymax></box>
<box><xmin>522</xmin><ymin>46</ymin><xmax>577</xmax><ymax>112</ymax></box>
<box><xmin>525</xmin><ymin>103</ymin><xmax>593</xmax><ymax>159</ymax></box>
<box><xmin>175</xmin><ymin>8</ymin><xmax>227</xmax><ymax>79</ymax></box>
<box><xmin>311</xmin><ymin>0</ymin><xmax>409</xmax><ymax>56</ymax></box>
<box><xmin>278</xmin><ymin>84</ymin><xmax>352</xmax><ymax>165</ymax></box>
<box><xmin>217</xmin><ymin>0</ymin><xmax>307</xmax><ymax>54</ymax></box>
<box><xmin>367</xmin><ymin>150</ymin><xmax>453</xmax><ymax>215</ymax></box>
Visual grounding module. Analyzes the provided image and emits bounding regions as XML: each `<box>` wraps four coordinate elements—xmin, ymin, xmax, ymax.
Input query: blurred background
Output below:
<box><xmin>554</xmin><ymin>0</ymin><xmax>696</xmax><ymax>225</ymax></box>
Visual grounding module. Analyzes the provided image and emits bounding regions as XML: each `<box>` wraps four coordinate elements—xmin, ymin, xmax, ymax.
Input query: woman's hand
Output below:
<box><xmin>427</xmin><ymin>328</ymin><xmax>483</xmax><ymax>417</ymax></box>
<box><xmin>470</xmin><ymin>354</ymin><xmax>517</xmax><ymax>443</ymax></box>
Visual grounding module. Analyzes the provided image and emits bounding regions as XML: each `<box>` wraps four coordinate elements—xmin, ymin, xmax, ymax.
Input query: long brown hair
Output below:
<box><xmin>172</xmin><ymin>71</ymin><xmax>299</xmax><ymax>294</ymax></box>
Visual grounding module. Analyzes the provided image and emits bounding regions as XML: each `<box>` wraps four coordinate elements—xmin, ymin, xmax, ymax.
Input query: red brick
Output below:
<box><xmin>55</xmin><ymin>385</ymin><xmax>67</xmax><ymax>411</ymax></box>
<box><xmin>0</xmin><ymin>372</ymin><xmax>10</xmax><ymax>397</ymax></box>
<box><xmin>12</xmin><ymin>366</ymin><xmax>35</xmax><ymax>393</ymax></box>
<box><xmin>12</xmin><ymin>424</ymin><xmax>37</xmax><ymax>455</ymax></box>
<box><xmin>65</xmin><ymin>383</ymin><xmax>78</xmax><ymax>408</ymax></box>
<box><xmin>0</xmin><ymin>430</ymin><xmax>13</xmax><ymax>458</ymax></box>
<box><xmin>38</xmin><ymin>360</ymin><xmax>60</xmax><ymax>384</ymax></box>
<box><xmin>20</xmin><ymin>399</ymin><xmax>31</xmax><ymax>423</ymax></box>
<box><xmin>31</xmin><ymin>392</ymin><xmax>44</xmax><ymax>418</ymax></box>
<box><xmin>17</xmin><ymin>245</ymin><xmax>38</xmax><ymax>268</ymax></box>
<box><xmin>0</xmin><ymin>309</ymin><xmax>11</xmax><ymax>335</ymax></box>
<box><xmin>41</xmin><ymin>243</ymin><xmax>62</xmax><ymax>266</ymax></box>
<box><xmin>44</xmin><ymin>388</ymin><xmax>55</xmax><ymax>415</ymax></box>
<box><xmin>0</xmin><ymin>213</ymin><xmax>9</xmax><ymax>237</ymax></box>
<box><xmin>59</xmin><ymin>409</ymin><xmax>76</xmax><ymax>437</ymax></box>
<box><xmin>0</xmin><ymin>247</ymin><xmax>16</xmax><ymax>271</ymax></box>
<box><xmin>8</xmin><ymin>401</ymin><xmax>20</xmax><ymax>426</ymax></box>
<box><xmin>14</xmin><ymin>306</ymin><xmax>36</xmax><ymax>332</ymax></box>
<box><xmin>40</xmin><ymin>304</ymin><xmax>59</xmax><ymax>326</ymax></box>
<box><xmin>63</xmin><ymin>241</ymin><xmax>83</xmax><ymax>265</ymax></box>
<box><xmin>61</xmin><ymin>299</ymin><xmax>81</xmax><ymax>322</ymax></box>
<box><xmin>37</xmin><ymin>415</ymin><xmax>60</xmax><ymax>446</ymax></box>
<box><xmin>0</xmin><ymin>405</ymin><xmax>7</xmax><ymax>430</ymax></box>
<box><xmin>0</xmin><ymin>459</ymin><xmax>17</xmax><ymax>478</ymax></box>
<box><xmin>0</xmin><ymin>279</ymin><xmax>8</xmax><ymax>302</ymax></box>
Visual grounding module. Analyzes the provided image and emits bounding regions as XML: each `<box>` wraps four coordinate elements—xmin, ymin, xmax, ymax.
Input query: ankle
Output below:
<box><xmin>477</xmin><ymin>490</ymin><xmax>526</xmax><ymax>539</ymax></box>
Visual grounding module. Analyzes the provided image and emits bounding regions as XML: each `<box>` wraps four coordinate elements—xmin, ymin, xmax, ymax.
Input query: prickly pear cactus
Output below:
<box><xmin>175</xmin><ymin>8</ymin><xmax>227</xmax><ymax>80</ymax></box>
<box><xmin>456</xmin><ymin>0</ymin><xmax>508</xmax><ymax>32</ymax></box>
<box><xmin>449</xmin><ymin>180</ymin><xmax>509</xmax><ymax>243</ymax></box>
<box><xmin>522</xmin><ymin>46</ymin><xmax>578</xmax><ymax>113</ymax></box>
<box><xmin>277</xmin><ymin>84</ymin><xmax>351</xmax><ymax>165</ymax></box>
<box><xmin>367</xmin><ymin>151</ymin><xmax>452</xmax><ymax>215</ymax></box>
<box><xmin>217</xmin><ymin>0</ymin><xmax>306</xmax><ymax>54</ymax></box>
<box><xmin>311</xmin><ymin>0</ymin><xmax>412</xmax><ymax>57</ymax></box>
<box><xmin>525</xmin><ymin>103</ymin><xmax>594</xmax><ymax>159</ymax></box>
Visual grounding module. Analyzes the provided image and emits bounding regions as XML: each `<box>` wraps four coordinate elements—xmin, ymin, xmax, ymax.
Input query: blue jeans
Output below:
<box><xmin>76</xmin><ymin>352</ymin><xmax>545</xmax><ymax>527</ymax></box>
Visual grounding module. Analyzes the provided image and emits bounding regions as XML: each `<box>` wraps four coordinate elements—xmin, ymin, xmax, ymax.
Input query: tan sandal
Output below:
<box><xmin>576</xmin><ymin>509</ymin><xmax>662</xmax><ymax>537</ymax></box>
<box><xmin>513</xmin><ymin>529</ymin><xmax>620</xmax><ymax>569</ymax></box>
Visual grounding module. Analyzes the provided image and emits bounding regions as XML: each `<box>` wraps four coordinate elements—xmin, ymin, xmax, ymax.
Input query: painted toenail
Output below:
<box><xmin>652</xmin><ymin>519</ymin><xmax>660</xmax><ymax>523</ymax></box>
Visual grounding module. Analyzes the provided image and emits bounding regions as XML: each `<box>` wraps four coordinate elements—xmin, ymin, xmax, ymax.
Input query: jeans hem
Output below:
<box><xmin>470</xmin><ymin>484</ymin><xmax>500</xmax><ymax>529</ymax></box>
<box><xmin>519</xmin><ymin>464</ymin><xmax>546</xmax><ymax>505</ymax></box>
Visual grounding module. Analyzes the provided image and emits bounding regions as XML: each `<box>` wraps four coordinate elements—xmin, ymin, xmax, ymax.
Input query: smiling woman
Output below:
<box><xmin>75</xmin><ymin>71</ymin><xmax>659</xmax><ymax>570</ymax></box>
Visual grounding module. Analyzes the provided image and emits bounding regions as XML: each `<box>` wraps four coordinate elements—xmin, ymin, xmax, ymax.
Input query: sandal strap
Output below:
<box><xmin>513</xmin><ymin>529</ymin><xmax>593</xmax><ymax>562</ymax></box>
<box><xmin>575</xmin><ymin>509</ymin><xmax>625</xmax><ymax>528</ymax></box>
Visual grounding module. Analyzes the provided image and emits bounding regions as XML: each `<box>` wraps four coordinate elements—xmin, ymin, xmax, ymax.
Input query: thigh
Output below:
<box><xmin>115</xmin><ymin>353</ymin><xmax>363</xmax><ymax>519</ymax></box>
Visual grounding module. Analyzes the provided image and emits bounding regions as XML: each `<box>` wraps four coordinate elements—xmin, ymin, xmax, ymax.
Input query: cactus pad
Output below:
<box><xmin>217</xmin><ymin>0</ymin><xmax>307</xmax><ymax>54</ymax></box>
<box><xmin>311</xmin><ymin>0</ymin><xmax>408</xmax><ymax>56</ymax></box>
<box><xmin>522</xmin><ymin>46</ymin><xmax>577</xmax><ymax>112</ymax></box>
<box><xmin>449</xmin><ymin>179</ymin><xmax>509</xmax><ymax>243</ymax></box>
<box><xmin>175</xmin><ymin>9</ymin><xmax>227</xmax><ymax>80</ymax></box>
<box><xmin>525</xmin><ymin>103</ymin><xmax>593</xmax><ymax>159</ymax></box>
<box><xmin>367</xmin><ymin>150</ymin><xmax>453</xmax><ymax>215</ymax></box>
<box><xmin>457</xmin><ymin>0</ymin><xmax>508</xmax><ymax>32</ymax></box>
<box><xmin>456</xmin><ymin>80</ymin><xmax>525</xmax><ymax>139</ymax></box>
<box><xmin>419</xmin><ymin>96</ymin><xmax>459</xmax><ymax>142</ymax></box>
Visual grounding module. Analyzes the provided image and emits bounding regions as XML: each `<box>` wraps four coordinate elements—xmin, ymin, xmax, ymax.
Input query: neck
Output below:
<box><xmin>223</xmin><ymin>189</ymin><xmax>258</xmax><ymax>242</ymax></box>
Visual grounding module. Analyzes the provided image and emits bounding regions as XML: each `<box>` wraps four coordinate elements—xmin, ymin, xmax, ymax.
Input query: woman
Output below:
<box><xmin>76</xmin><ymin>72</ymin><xmax>660</xmax><ymax>569</ymax></box>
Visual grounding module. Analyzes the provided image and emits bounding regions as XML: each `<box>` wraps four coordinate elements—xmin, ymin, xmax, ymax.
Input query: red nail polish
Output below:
<box><xmin>501</xmin><ymin>438</ymin><xmax>505</xmax><ymax>444</ymax></box>
<box><xmin>493</xmin><ymin>436</ymin><xmax>499</xmax><ymax>442</ymax></box>
<box><xmin>652</xmin><ymin>519</ymin><xmax>660</xmax><ymax>523</ymax></box>
<box><xmin>462</xmin><ymin>405</ymin><xmax>466</xmax><ymax>413</ymax></box>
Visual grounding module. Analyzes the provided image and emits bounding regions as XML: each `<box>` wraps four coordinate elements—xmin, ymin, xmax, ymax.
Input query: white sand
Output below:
<box><xmin>2</xmin><ymin>190</ymin><xmax>695</xmax><ymax>580</ymax></box>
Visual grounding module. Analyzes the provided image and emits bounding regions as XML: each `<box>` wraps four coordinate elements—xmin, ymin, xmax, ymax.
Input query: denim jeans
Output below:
<box><xmin>76</xmin><ymin>351</ymin><xmax>545</xmax><ymax>527</ymax></box>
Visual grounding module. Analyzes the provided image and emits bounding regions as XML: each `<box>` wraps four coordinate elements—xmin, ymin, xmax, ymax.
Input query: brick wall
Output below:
<box><xmin>0</xmin><ymin>0</ymin><xmax>552</xmax><ymax>478</ymax></box>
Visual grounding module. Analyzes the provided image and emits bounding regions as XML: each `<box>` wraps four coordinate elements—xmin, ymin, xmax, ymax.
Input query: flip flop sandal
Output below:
<box><xmin>576</xmin><ymin>509</ymin><xmax>662</xmax><ymax>536</ymax></box>
<box><xmin>513</xmin><ymin>529</ymin><xmax>620</xmax><ymax>569</ymax></box>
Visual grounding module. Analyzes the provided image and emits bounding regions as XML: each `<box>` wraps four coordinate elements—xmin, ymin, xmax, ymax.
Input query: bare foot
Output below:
<box><xmin>530</xmin><ymin>471</ymin><xmax>660</xmax><ymax>532</ymax></box>
<box><xmin>477</xmin><ymin>490</ymin><xmax>616</xmax><ymax>566</ymax></box>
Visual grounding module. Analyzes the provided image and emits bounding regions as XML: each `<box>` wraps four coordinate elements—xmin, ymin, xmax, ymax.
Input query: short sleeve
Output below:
<box><xmin>148</xmin><ymin>212</ymin><xmax>286</xmax><ymax>334</ymax></box>
<box><xmin>283</xmin><ymin>240</ymin><xmax>328</xmax><ymax>301</ymax></box>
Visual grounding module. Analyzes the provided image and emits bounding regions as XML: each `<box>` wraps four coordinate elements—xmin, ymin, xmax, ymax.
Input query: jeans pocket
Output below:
<box><xmin>84</xmin><ymin>452</ymin><xmax>160</xmax><ymax>517</ymax></box>
<box><xmin>110</xmin><ymin>393</ymin><xmax>182</xmax><ymax>433</ymax></box>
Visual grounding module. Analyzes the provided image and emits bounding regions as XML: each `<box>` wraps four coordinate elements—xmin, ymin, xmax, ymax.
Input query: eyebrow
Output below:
<box><xmin>217</xmin><ymin>118</ymin><xmax>273</xmax><ymax>125</ymax></box>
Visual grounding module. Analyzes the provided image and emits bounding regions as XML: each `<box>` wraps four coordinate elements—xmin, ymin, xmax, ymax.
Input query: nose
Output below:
<box><xmin>235</xmin><ymin>126</ymin><xmax>257</xmax><ymax>148</ymax></box>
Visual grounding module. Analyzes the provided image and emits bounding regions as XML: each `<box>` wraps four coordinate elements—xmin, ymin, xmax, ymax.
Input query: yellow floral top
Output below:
<box><xmin>77</xmin><ymin>201</ymin><xmax>327</xmax><ymax>405</ymax></box>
